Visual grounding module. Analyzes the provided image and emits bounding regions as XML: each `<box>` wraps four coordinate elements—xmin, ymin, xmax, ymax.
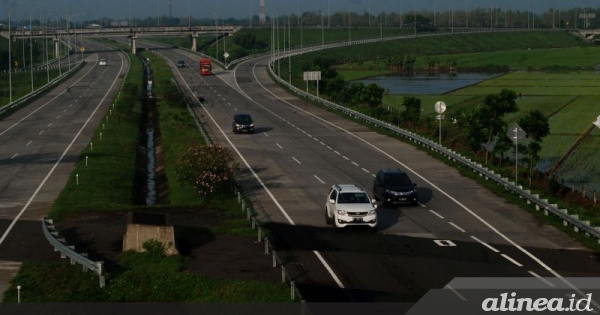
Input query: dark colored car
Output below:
<box><xmin>177</xmin><ymin>60</ymin><xmax>186</xmax><ymax>68</ymax></box>
<box><xmin>232</xmin><ymin>113</ymin><xmax>254</xmax><ymax>134</ymax></box>
<box><xmin>373</xmin><ymin>169</ymin><xmax>418</xmax><ymax>207</ymax></box>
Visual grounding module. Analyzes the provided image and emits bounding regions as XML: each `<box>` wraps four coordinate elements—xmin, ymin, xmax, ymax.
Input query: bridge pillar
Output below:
<box><xmin>53</xmin><ymin>36</ymin><xmax>60</xmax><ymax>58</ymax></box>
<box><xmin>191</xmin><ymin>32</ymin><xmax>198</xmax><ymax>52</ymax></box>
<box><xmin>131</xmin><ymin>35</ymin><xmax>137</xmax><ymax>54</ymax></box>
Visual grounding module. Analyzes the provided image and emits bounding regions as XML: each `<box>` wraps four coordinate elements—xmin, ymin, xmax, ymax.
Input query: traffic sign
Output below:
<box><xmin>223</xmin><ymin>52</ymin><xmax>229</xmax><ymax>59</ymax></box>
<box><xmin>434</xmin><ymin>101</ymin><xmax>446</xmax><ymax>114</ymax></box>
<box><xmin>593</xmin><ymin>115</ymin><xmax>600</xmax><ymax>129</ymax></box>
<box><xmin>80</xmin><ymin>46</ymin><xmax>85</xmax><ymax>52</ymax></box>
<box><xmin>303</xmin><ymin>71</ymin><xmax>321</xmax><ymax>81</ymax></box>
<box><xmin>507</xmin><ymin>122</ymin><xmax>526</xmax><ymax>145</ymax></box>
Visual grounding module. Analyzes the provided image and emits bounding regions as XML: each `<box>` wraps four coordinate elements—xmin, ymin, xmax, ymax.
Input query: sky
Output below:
<box><xmin>1</xmin><ymin>0</ymin><xmax>594</xmax><ymax>22</ymax></box>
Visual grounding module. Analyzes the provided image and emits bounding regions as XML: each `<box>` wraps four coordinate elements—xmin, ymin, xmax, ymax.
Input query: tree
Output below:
<box><xmin>361</xmin><ymin>83</ymin><xmax>385</xmax><ymax>108</ymax></box>
<box><xmin>232</xmin><ymin>31</ymin><xmax>256</xmax><ymax>49</ymax></box>
<box><xmin>402</xmin><ymin>96</ymin><xmax>422</xmax><ymax>124</ymax></box>
<box><xmin>493</xmin><ymin>135</ymin><xmax>513</xmax><ymax>167</ymax></box>
<box><xmin>175</xmin><ymin>144</ymin><xmax>238</xmax><ymax>204</ymax></box>
<box><xmin>518</xmin><ymin>110</ymin><xmax>550</xmax><ymax>183</ymax></box>
<box><xmin>455</xmin><ymin>106</ymin><xmax>489</xmax><ymax>154</ymax></box>
<box><xmin>481</xmin><ymin>89</ymin><xmax>519</xmax><ymax>163</ymax></box>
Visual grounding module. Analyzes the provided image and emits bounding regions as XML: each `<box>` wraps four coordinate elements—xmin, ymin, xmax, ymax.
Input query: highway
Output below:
<box><xmin>0</xmin><ymin>40</ymin><xmax>128</xmax><ymax>294</ymax></box>
<box><xmin>139</xmin><ymin>40</ymin><xmax>600</xmax><ymax>302</ymax></box>
<box><xmin>0</xmin><ymin>33</ymin><xmax>598</xmax><ymax>303</ymax></box>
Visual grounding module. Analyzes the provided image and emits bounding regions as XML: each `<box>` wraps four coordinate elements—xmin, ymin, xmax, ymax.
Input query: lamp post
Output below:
<box><xmin>220</xmin><ymin>9</ymin><xmax>226</xmax><ymax>69</ymax></box>
<box><xmin>208</xmin><ymin>9</ymin><xmax>218</xmax><ymax>63</ymax></box>
<box><xmin>8</xmin><ymin>1</ymin><xmax>30</xmax><ymax>104</ymax></box>
<box><xmin>288</xmin><ymin>14</ymin><xmax>292</xmax><ymax>84</ymax></box>
<box><xmin>268</xmin><ymin>7</ymin><xmax>280</xmax><ymax>77</ymax></box>
<box><xmin>29</xmin><ymin>6</ymin><xmax>39</xmax><ymax>93</ymax></box>
<box><xmin>44</xmin><ymin>14</ymin><xmax>52</xmax><ymax>84</ymax></box>
<box><xmin>66</xmin><ymin>12</ymin><xmax>84</xmax><ymax>64</ymax></box>
<box><xmin>65</xmin><ymin>3</ymin><xmax>72</xmax><ymax>71</ymax></box>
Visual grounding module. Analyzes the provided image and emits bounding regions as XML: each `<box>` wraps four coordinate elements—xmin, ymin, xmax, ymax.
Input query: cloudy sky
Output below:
<box><xmin>2</xmin><ymin>0</ymin><xmax>591</xmax><ymax>22</ymax></box>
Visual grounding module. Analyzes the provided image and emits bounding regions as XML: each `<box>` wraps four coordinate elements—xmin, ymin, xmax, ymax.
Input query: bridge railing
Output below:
<box><xmin>266</xmin><ymin>28</ymin><xmax>600</xmax><ymax>244</ymax></box>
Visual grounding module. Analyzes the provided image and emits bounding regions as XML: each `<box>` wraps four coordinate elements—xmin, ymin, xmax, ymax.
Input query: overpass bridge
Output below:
<box><xmin>0</xmin><ymin>25</ymin><xmax>241</xmax><ymax>55</ymax></box>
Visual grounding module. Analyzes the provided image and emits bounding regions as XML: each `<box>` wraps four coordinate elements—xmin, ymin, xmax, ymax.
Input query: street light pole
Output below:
<box><xmin>65</xmin><ymin>3</ymin><xmax>72</xmax><ymax>71</ymax></box>
<box><xmin>8</xmin><ymin>1</ymin><xmax>30</xmax><ymax>104</ymax></box>
<box><xmin>29</xmin><ymin>7</ymin><xmax>38</xmax><ymax>93</ymax></box>
<box><xmin>45</xmin><ymin>14</ymin><xmax>51</xmax><ymax>84</ymax></box>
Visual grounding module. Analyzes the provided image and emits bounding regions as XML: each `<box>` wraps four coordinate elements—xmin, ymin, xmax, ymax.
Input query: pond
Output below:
<box><xmin>356</xmin><ymin>72</ymin><xmax>503</xmax><ymax>95</ymax></box>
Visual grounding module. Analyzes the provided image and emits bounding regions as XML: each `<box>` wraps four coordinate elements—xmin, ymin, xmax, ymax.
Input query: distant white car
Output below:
<box><xmin>99</xmin><ymin>59</ymin><xmax>107</xmax><ymax>66</ymax></box>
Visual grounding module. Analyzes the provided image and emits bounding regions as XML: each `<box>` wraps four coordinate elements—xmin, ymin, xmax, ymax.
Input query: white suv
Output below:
<box><xmin>325</xmin><ymin>184</ymin><xmax>378</xmax><ymax>232</ymax></box>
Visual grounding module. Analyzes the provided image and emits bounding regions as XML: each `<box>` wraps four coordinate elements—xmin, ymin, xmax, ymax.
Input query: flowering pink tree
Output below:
<box><xmin>176</xmin><ymin>144</ymin><xmax>238</xmax><ymax>203</ymax></box>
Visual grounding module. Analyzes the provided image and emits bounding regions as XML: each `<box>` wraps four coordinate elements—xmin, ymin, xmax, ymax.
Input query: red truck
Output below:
<box><xmin>200</xmin><ymin>58</ymin><xmax>212</xmax><ymax>76</ymax></box>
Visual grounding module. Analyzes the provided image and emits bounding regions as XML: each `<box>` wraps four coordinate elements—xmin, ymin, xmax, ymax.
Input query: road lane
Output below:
<box><xmin>135</xmin><ymin>41</ymin><xmax>600</xmax><ymax>302</ymax></box>
<box><xmin>0</xmin><ymin>40</ymin><xmax>129</xmax><ymax>297</ymax></box>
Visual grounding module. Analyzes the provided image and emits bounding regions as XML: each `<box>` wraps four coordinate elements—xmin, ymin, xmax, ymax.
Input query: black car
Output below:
<box><xmin>177</xmin><ymin>60</ymin><xmax>186</xmax><ymax>68</ymax></box>
<box><xmin>373</xmin><ymin>169</ymin><xmax>418</xmax><ymax>207</ymax></box>
<box><xmin>232</xmin><ymin>113</ymin><xmax>254</xmax><ymax>134</ymax></box>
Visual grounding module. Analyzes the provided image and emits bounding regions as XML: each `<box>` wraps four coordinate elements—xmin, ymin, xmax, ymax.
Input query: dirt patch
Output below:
<box><xmin>54</xmin><ymin>207</ymin><xmax>281</xmax><ymax>283</ymax></box>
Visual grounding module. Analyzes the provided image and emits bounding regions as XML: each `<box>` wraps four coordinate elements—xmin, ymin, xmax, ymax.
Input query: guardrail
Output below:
<box><xmin>233</xmin><ymin>186</ymin><xmax>304</xmax><ymax>301</ymax></box>
<box><xmin>42</xmin><ymin>218</ymin><xmax>106</xmax><ymax>287</ymax></box>
<box><xmin>266</xmin><ymin>29</ymin><xmax>600</xmax><ymax>244</ymax></box>
<box><xmin>0</xmin><ymin>60</ymin><xmax>83</xmax><ymax>117</ymax></box>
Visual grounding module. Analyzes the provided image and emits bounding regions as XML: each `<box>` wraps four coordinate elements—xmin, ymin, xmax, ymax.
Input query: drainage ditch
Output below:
<box><xmin>134</xmin><ymin>56</ymin><xmax>169</xmax><ymax>205</ymax></box>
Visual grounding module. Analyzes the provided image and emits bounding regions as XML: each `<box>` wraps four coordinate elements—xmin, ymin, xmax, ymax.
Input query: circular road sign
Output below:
<box><xmin>435</xmin><ymin>101</ymin><xmax>447</xmax><ymax>114</ymax></box>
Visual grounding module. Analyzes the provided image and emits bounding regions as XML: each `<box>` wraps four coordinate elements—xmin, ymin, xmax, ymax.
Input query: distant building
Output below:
<box><xmin>110</xmin><ymin>21</ymin><xmax>129</xmax><ymax>27</ymax></box>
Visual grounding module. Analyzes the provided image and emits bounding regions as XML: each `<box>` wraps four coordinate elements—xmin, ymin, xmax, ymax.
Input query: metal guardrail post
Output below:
<box><xmin>257</xmin><ymin>227</ymin><xmax>262</xmax><ymax>243</ymax></box>
<box><xmin>291</xmin><ymin>281</ymin><xmax>295</xmax><ymax>300</ymax></box>
<box><xmin>264</xmin><ymin>237</ymin><xmax>269</xmax><ymax>254</ymax></box>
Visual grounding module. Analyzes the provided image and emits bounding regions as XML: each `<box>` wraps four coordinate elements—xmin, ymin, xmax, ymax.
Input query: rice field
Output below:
<box><xmin>443</xmin><ymin>71</ymin><xmax>600</xmax><ymax>193</ymax></box>
<box><xmin>504</xmin><ymin>95</ymin><xmax>576</xmax><ymax>124</ymax></box>
<box><xmin>554</xmin><ymin>135</ymin><xmax>600</xmax><ymax>198</ymax></box>
<box><xmin>443</xmin><ymin>46</ymin><xmax>600</xmax><ymax>69</ymax></box>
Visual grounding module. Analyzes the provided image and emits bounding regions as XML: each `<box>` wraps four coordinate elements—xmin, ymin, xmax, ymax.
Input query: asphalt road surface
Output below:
<box><xmin>138</xmin><ymin>40</ymin><xmax>600</xmax><ymax>302</ymax></box>
<box><xmin>0</xmin><ymin>40</ymin><xmax>129</xmax><ymax>297</ymax></box>
<box><xmin>1</xmin><ymin>34</ymin><xmax>598</xmax><ymax>304</ymax></box>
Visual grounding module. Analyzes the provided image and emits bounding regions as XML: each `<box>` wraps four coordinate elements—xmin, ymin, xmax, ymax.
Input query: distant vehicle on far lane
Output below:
<box><xmin>99</xmin><ymin>59</ymin><xmax>107</xmax><ymax>66</ymax></box>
